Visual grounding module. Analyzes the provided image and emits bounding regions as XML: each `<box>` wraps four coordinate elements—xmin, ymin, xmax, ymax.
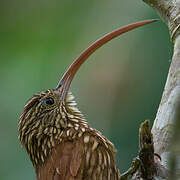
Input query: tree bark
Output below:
<box><xmin>120</xmin><ymin>1</ymin><xmax>180</xmax><ymax>179</ymax></box>
<box><xmin>142</xmin><ymin>0</ymin><xmax>180</xmax><ymax>179</ymax></box>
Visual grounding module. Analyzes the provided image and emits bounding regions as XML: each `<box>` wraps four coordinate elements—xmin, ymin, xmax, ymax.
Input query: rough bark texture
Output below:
<box><xmin>168</xmin><ymin>101</ymin><xmax>180</xmax><ymax>179</ymax></box>
<box><xmin>120</xmin><ymin>0</ymin><xmax>180</xmax><ymax>179</ymax></box>
<box><xmin>143</xmin><ymin>0</ymin><xmax>180</xmax><ymax>179</ymax></box>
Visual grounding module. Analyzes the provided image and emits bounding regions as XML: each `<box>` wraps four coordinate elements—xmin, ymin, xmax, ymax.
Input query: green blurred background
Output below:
<box><xmin>0</xmin><ymin>0</ymin><xmax>172</xmax><ymax>179</ymax></box>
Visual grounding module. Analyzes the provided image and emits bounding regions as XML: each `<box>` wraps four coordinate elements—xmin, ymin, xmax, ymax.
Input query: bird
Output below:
<box><xmin>18</xmin><ymin>19</ymin><xmax>157</xmax><ymax>180</ymax></box>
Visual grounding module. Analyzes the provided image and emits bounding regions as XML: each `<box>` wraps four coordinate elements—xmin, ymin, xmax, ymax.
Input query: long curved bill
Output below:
<box><xmin>56</xmin><ymin>19</ymin><xmax>158</xmax><ymax>101</ymax></box>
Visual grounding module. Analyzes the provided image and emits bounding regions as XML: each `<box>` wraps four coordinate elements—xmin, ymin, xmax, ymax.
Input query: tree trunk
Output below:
<box><xmin>121</xmin><ymin>1</ymin><xmax>180</xmax><ymax>179</ymax></box>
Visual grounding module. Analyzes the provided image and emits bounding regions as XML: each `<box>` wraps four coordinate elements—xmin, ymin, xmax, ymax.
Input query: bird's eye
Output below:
<box><xmin>45</xmin><ymin>98</ymin><xmax>54</xmax><ymax>105</ymax></box>
<box><xmin>41</xmin><ymin>97</ymin><xmax>54</xmax><ymax>107</ymax></box>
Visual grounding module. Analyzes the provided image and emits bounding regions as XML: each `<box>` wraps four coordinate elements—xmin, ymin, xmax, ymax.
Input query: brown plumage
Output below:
<box><xmin>18</xmin><ymin>19</ymin><xmax>157</xmax><ymax>180</ymax></box>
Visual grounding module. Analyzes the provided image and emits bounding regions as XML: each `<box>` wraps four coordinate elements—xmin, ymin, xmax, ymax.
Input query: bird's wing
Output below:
<box><xmin>53</xmin><ymin>140</ymin><xmax>84</xmax><ymax>180</ymax></box>
<box><xmin>36</xmin><ymin>134</ymin><xmax>120</xmax><ymax>180</ymax></box>
<box><xmin>37</xmin><ymin>139</ymin><xmax>84</xmax><ymax>180</ymax></box>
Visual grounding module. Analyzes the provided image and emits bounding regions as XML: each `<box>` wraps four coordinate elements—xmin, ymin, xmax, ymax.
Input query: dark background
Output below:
<box><xmin>0</xmin><ymin>0</ymin><xmax>172</xmax><ymax>179</ymax></box>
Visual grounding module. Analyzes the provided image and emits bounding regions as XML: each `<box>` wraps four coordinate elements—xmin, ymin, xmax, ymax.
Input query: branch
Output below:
<box><xmin>143</xmin><ymin>0</ymin><xmax>180</xmax><ymax>42</ymax></box>
<box><xmin>142</xmin><ymin>0</ymin><xmax>180</xmax><ymax>178</ymax></box>
<box><xmin>120</xmin><ymin>120</ymin><xmax>169</xmax><ymax>179</ymax></box>
<box><xmin>168</xmin><ymin>98</ymin><xmax>180</xmax><ymax>179</ymax></box>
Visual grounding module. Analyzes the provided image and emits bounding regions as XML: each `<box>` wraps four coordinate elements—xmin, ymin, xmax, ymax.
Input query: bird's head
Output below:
<box><xmin>18</xmin><ymin>88</ymin><xmax>84</xmax><ymax>166</ymax></box>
